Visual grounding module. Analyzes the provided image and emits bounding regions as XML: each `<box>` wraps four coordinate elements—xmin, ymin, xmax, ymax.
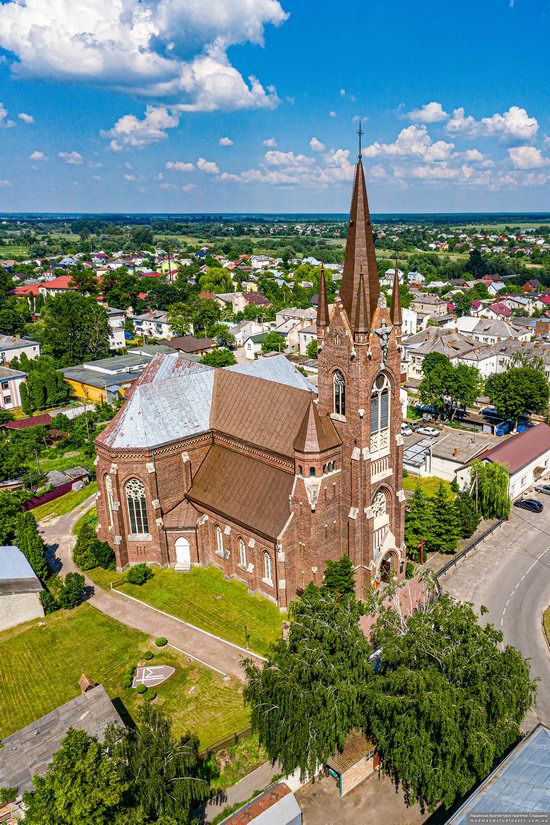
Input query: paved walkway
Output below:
<box><xmin>38</xmin><ymin>494</ymin><xmax>261</xmax><ymax>681</ymax></box>
<box><xmin>204</xmin><ymin>761</ymin><xmax>281</xmax><ymax>823</ymax></box>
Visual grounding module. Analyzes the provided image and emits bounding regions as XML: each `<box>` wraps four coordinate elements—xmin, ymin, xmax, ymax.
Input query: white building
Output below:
<box><xmin>105</xmin><ymin>307</ymin><xmax>126</xmax><ymax>349</ymax></box>
<box><xmin>133</xmin><ymin>310</ymin><xmax>174</xmax><ymax>340</ymax></box>
<box><xmin>0</xmin><ymin>546</ymin><xmax>43</xmax><ymax>632</ymax></box>
<box><xmin>0</xmin><ymin>335</ymin><xmax>41</xmax><ymax>365</ymax></box>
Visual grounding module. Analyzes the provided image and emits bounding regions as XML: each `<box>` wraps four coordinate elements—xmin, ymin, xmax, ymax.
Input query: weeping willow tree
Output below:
<box><xmin>470</xmin><ymin>460</ymin><xmax>510</xmax><ymax>519</ymax></box>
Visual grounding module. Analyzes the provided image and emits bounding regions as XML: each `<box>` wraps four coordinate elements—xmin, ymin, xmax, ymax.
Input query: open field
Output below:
<box><xmin>0</xmin><ymin>245</ymin><xmax>28</xmax><ymax>257</ymax></box>
<box><xmin>31</xmin><ymin>481</ymin><xmax>97</xmax><ymax>521</ymax></box>
<box><xmin>87</xmin><ymin>565</ymin><xmax>283</xmax><ymax>656</ymax></box>
<box><xmin>0</xmin><ymin>603</ymin><xmax>248</xmax><ymax>748</ymax></box>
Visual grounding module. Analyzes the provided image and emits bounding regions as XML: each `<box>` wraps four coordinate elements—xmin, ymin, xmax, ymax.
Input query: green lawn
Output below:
<box><xmin>0</xmin><ymin>604</ymin><xmax>248</xmax><ymax>749</ymax></box>
<box><xmin>91</xmin><ymin>566</ymin><xmax>283</xmax><ymax>656</ymax></box>
<box><xmin>37</xmin><ymin>448</ymin><xmax>91</xmax><ymax>474</ymax></box>
<box><xmin>1</xmin><ymin>244</ymin><xmax>28</xmax><ymax>257</ymax></box>
<box><xmin>32</xmin><ymin>481</ymin><xmax>98</xmax><ymax>521</ymax></box>
<box><xmin>403</xmin><ymin>474</ymin><xmax>454</xmax><ymax>498</ymax></box>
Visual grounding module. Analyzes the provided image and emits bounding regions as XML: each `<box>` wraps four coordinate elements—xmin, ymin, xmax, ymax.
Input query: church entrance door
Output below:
<box><xmin>380</xmin><ymin>550</ymin><xmax>397</xmax><ymax>583</ymax></box>
<box><xmin>175</xmin><ymin>537</ymin><xmax>191</xmax><ymax>570</ymax></box>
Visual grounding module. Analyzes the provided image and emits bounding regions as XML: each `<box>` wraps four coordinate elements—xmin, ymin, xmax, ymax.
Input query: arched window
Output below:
<box><xmin>125</xmin><ymin>478</ymin><xmax>149</xmax><ymax>536</ymax></box>
<box><xmin>239</xmin><ymin>538</ymin><xmax>247</xmax><ymax>567</ymax></box>
<box><xmin>215</xmin><ymin>525</ymin><xmax>224</xmax><ymax>555</ymax></box>
<box><xmin>105</xmin><ymin>474</ymin><xmax>114</xmax><ymax>529</ymax></box>
<box><xmin>370</xmin><ymin>373</ymin><xmax>390</xmax><ymax>454</ymax></box>
<box><xmin>333</xmin><ymin>370</ymin><xmax>345</xmax><ymax>416</ymax></box>
<box><xmin>263</xmin><ymin>552</ymin><xmax>273</xmax><ymax>583</ymax></box>
<box><xmin>309</xmin><ymin>467</ymin><xmax>316</xmax><ymax>477</ymax></box>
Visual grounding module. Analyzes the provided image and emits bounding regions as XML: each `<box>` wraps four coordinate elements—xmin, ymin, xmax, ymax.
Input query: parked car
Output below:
<box><xmin>416</xmin><ymin>426</ymin><xmax>440</xmax><ymax>437</ymax></box>
<box><xmin>401</xmin><ymin>424</ymin><xmax>413</xmax><ymax>437</ymax></box>
<box><xmin>535</xmin><ymin>484</ymin><xmax>550</xmax><ymax>496</ymax></box>
<box><xmin>514</xmin><ymin>498</ymin><xmax>543</xmax><ymax>513</ymax></box>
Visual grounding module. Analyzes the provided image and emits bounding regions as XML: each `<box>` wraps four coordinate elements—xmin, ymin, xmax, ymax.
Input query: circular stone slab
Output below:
<box><xmin>132</xmin><ymin>665</ymin><xmax>176</xmax><ymax>688</ymax></box>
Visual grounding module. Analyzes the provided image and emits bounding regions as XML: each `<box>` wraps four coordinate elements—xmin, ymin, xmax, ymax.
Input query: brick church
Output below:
<box><xmin>95</xmin><ymin>154</ymin><xmax>406</xmax><ymax>608</ymax></box>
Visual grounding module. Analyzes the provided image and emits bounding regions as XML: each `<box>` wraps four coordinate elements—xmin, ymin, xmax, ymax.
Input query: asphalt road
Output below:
<box><xmin>442</xmin><ymin>497</ymin><xmax>550</xmax><ymax>729</ymax></box>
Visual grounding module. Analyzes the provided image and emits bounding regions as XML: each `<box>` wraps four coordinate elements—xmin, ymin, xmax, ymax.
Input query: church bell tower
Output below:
<box><xmin>316</xmin><ymin>140</ymin><xmax>406</xmax><ymax>597</ymax></box>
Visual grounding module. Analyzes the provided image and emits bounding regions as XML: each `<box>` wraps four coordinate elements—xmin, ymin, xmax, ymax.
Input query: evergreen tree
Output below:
<box><xmin>15</xmin><ymin>511</ymin><xmax>49</xmax><ymax>580</ymax></box>
<box><xmin>454</xmin><ymin>492</ymin><xmax>481</xmax><ymax>539</ymax></box>
<box><xmin>404</xmin><ymin>486</ymin><xmax>434</xmax><ymax>560</ymax></box>
<box><xmin>73</xmin><ymin>522</ymin><xmax>99</xmax><ymax>571</ymax></box>
<box><xmin>323</xmin><ymin>555</ymin><xmax>355</xmax><ymax>596</ymax></box>
<box><xmin>23</xmin><ymin>728</ymin><xmax>127</xmax><ymax>825</ymax></box>
<box><xmin>58</xmin><ymin>572</ymin><xmax>85</xmax><ymax>609</ymax></box>
<box><xmin>19</xmin><ymin>381</ymin><xmax>33</xmax><ymax>415</ymax></box>
<box><xmin>430</xmin><ymin>482</ymin><xmax>461</xmax><ymax>554</ymax></box>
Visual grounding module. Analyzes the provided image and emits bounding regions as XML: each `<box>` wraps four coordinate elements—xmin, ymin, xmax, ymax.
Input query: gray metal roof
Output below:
<box><xmin>0</xmin><ymin>546</ymin><xmax>37</xmax><ymax>582</ymax></box>
<box><xmin>227</xmin><ymin>354</ymin><xmax>313</xmax><ymax>391</ymax></box>
<box><xmin>448</xmin><ymin>725</ymin><xmax>550</xmax><ymax>823</ymax></box>
<box><xmin>62</xmin><ymin>367</ymin><xmax>142</xmax><ymax>389</ymax></box>
<box><xmin>0</xmin><ymin>335</ymin><xmax>39</xmax><ymax>351</ymax></box>
<box><xmin>0</xmin><ymin>684</ymin><xmax>124</xmax><ymax>793</ymax></box>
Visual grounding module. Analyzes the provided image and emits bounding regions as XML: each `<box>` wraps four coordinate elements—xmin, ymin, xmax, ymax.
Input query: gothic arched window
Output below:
<box><xmin>263</xmin><ymin>552</ymin><xmax>273</xmax><ymax>583</ymax></box>
<box><xmin>370</xmin><ymin>373</ymin><xmax>390</xmax><ymax>454</ymax></box>
<box><xmin>215</xmin><ymin>525</ymin><xmax>224</xmax><ymax>555</ymax></box>
<box><xmin>239</xmin><ymin>538</ymin><xmax>247</xmax><ymax>567</ymax></box>
<box><xmin>333</xmin><ymin>370</ymin><xmax>345</xmax><ymax>416</ymax></box>
<box><xmin>125</xmin><ymin>478</ymin><xmax>149</xmax><ymax>536</ymax></box>
<box><xmin>105</xmin><ymin>474</ymin><xmax>114</xmax><ymax>529</ymax></box>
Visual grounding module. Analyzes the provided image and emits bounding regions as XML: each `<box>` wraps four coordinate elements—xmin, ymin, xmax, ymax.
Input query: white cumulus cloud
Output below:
<box><xmin>101</xmin><ymin>105</ymin><xmax>180</xmax><ymax>150</ymax></box>
<box><xmin>18</xmin><ymin>111</ymin><xmax>33</xmax><ymax>124</ymax></box>
<box><xmin>508</xmin><ymin>145</ymin><xmax>549</xmax><ymax>169</ymax></box>
<box><xmin>446</xmin><ymin>105</ymin><xmax>538</xmax><ymax>142</ymax></box>
<box><xmin>58</xmin><ymin>150</ymin><xmax>83</xmax><ymax>164</ymax></box>
<box><xmin>309</xmin><ymin>137</ymin><xmax>325</xmax><ymax>152</ymax></box>
<box><xmin>0</xmin><ymin>103</ymin><xmax>15</xmax><ymax>128</ymax></box>
<box><xmin>0</xmin><ymin>0</ymin><xmax>287</xmax><ymax>113</ymax></box>
<box><xmin>407</xmin><ymin>101</ymin><xmax>448</xmax><ymax>123</ymax></box>
<box><xmin>263</xmin><ymin>137</ymin><xmax>277</xmax><ymax>147</ymax></box>
<box><xmin>219</xmin><ymin>136</ymin><xmax>233</xmax><ymax>145</ymax></box>
<box><xmin>363</xmin><ymin>125</ymin><xmax>455</xmax><ymax>162</ymax></box>
<box><xmin>197</xmin><ymin>157</ymin><xmax>219</xmax><ymax>174</ymax></box>
<box><xmin>30</xmin><ymin>150</ymin><xmax>47</xmax><ymax>161</ymax></box>
<box><xmin>166</xmin><ymin>160</ymin><xmax>194</xmax><ymax>171</ymax></box>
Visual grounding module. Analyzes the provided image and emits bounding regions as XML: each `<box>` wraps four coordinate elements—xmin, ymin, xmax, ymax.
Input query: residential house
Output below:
<box><xmin>245</xmin><ymin>332</ymin><xmax>270</xmax><ymax>359</ymax></box>
<box><xmin>401</xmin><ymin>327</ymin><xmax>478</xmax><ymax>380</ymax></box>
<box><xmin>243</xmin><ymin>292</ymin><xmax>270</xmax><ymax>310</ymax></box>
<box><xmin>63</xmin><ymin>353</ymin><xmax>157</xmax><ymax>403</ymax></box>
<box><xmin>487</xmin><ymin>280</ymin><xmax>506</xmax><ymax>296</ymax></box>
<box><xmin>165</xmin><ymin>336</ymin><xmax>216</xmax><ymax>356</ymax></box>
<box><xmin>410</xmin><ymin>293</ymin><xmax>448</xmax><ymax>322</ymax></box>
<box><xmin>0</xmin><ymin>366</ymin><xmax>27</xmax><ymax>410</ymax></box>
<box><xmin>214</xmin><ymin>292</ymin><xmax>246</xmax><ymax>314</ymax></box>
<box><xmin>38</xmin><ymin>275</ymin><xmax>75</xmax><ymax>297</ymax></box>
<box><xmin>0</xmin><ymin>334</ymin><xmax>41</xmax><ymax>365</ymax></box>
<box><xmin>105</xmin><ymin>307</ymin><xmax>126</xmax><ymax>349</ymax></box>
<box><xmin>223</xmin><ymin>783</ymin><xmax>302</xmax><ymax>825</ymax></box>
<box><xmin>479</xmin><ymin>302</ymin><xmax>512</xmax><ymax>320</ymax></box>
<box><xmin>407</xmin><ymin>271</ymin><xmax>426</xmax><ymax>286</ymax></box>
<box><xmin>133</xmin><ymin>310</ymin><xmax>174</xmax><ymax>340</ymax></box>
<box><xmin>298</xmin><ymin>324</ymin><xmax>317</xmax><ymax>355</ymax></box>
<box><xmin>470</xmin><ymin>319</ymin><xmax>531</xmax><ymax>345</ymax></box>
<box><xmin>228</xmin><ymin>320</ymin><xmax>265</xmax><ymax>347</ymax></box>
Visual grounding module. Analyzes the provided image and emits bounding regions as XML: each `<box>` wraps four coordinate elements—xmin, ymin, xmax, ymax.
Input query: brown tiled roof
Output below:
<box><xmin>326</xmin><ymin>730</ymin><xmax>375</xmax><ymax>774</ymax></box>
<box><xmin>166</xmin><ymin>336</ymin><xmax>215</xmax><ymax>353</ymax></box>
<box><xmin>163</xmin><ymin>498</ymin><xmax>199</xmax><ymax>528</ymax></box>
<box><xmin>294</xmin><ymin>397</ymin><xmax>340</xmax><ymax>453</ymax></box>
<box><xmin>211</xmin><ymin>370</ymin><xmax>311</xmax><ymax>458</ymax></box>
<box><xmin>4</xmin><ymin>414</ymin><xmax>51</xmax><ymax>430</ymax></box>
<box><xmin>224</xmin><ymin>783</ymin><xmax>294</xmax><ymax>824</ymax></box>
<box><xmin>186</xmin><ymin>445</ymin><xmax>293</xmax><ymax>540</ymax></box>
<box><xmin>473</xmin><ymin>423</ymin><xmax>550</xmax><ymax>476</ymax></box>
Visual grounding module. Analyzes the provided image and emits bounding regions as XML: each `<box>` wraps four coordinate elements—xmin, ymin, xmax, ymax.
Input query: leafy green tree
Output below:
<box><xmin>199</xmin><ymin>267</ymin><xmax>232</xmax><ymax>294</ymax></box>
<box><xmin>306</xmin><ymin>339</ymin><xmax>318</xmax><ymax>359</ymax></box>
<box><xmin>214</xmin><ymin>327</ymin><xmax>236</xmax><ymax>349</ymax></box>
<box><xmin>485</xmin><ymin>367</ymin><xmax>549</xmax><ymax>427</ymax></box>
<box><xmin>166</xmin><ymin>302</ymin><xmax>192</xmax><ymax>337</ymax></box>
<box><xmin>244</xmin><ymin>585</ymin><xmax>372</xmax><ymax>780</ymax></box>
<box><xmin>454</xmin><ymin>491</ymin><xmax>480</xmax><ymax>538</ymax></box>
<box><xmin>467</xmin><ymin>248</ymin><xmax>488</xmax><ymax>278</ymax></box>
<box><xmin>470</xmin><ymin>460</ymin><xmax>511</xmax><ymax>519</ymax></box>
<box><xmin>58</xmin><ymin>572</ymin><xmax>85</xmax><ymax>609</ymax></box>
<box><xmin>41</xmin><ymin>293</ymin><xmax>110</xmax><ymax>365</ymax></box>
<box><xmin>22</xmin><ymin>728</ymin><xmax>128</xmax><ymax>824</ymax></box>
<box><xmin>261</xmin><ymin>332</ymin><xmax>285</xmax><ymax>353</ymax></box>
<box><xmin>105</xmin><ymin>704</ymin><xmax>210</xmax><ymax>822</ymax></box>
<box><xmin>193</xmin><ymin>297</ymin><xmax>222</xmax><ymax>335</ymax></box>
<box><xmin>15</xmin><ymin>511</ymin><xmax>49</xmax><ymax>579</ymax></box>
<box><xmin>429</xmin><ymin>482</ymin><xmax>461</xmax><ymax>554</ymax></box>
<box><xmin>419</xmin><ymin>355</ymin><xmax>482</xmax><ymax>421</ymax></box>
<box><xmin>323</xmin><ymin>555</ymin><xmax>355</xmax><ymax>596</ymax></box>
<box><xmin>200</xmin><ymin>349</ymin><xmax>236</xmax><ymax>367</ymax></box>
<box><xmin>454</xmin><ymin>291</ymin><xmax>472</xmax><ymax>316</ymax></box>
<box><xmin>404</xmin><ymin>486</ymin><xmax>434</xmax><ymax>561</ymax></box>
<box><xmin>0</xmin><ymin>490</ymin><xmax>28</xmax><ymax>543</ymax></box>
<box><xmin>366</xmin><ymin>594</ymin><xmax>535</xmax><ymax>812</ymax></box>
<box><xmin>73</xmin><ymin>521</ymin><xmax>99</xmax><ymax>571</ymax></box>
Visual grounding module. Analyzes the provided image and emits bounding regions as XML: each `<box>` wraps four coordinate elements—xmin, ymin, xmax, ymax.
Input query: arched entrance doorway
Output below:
<box><xmin>175</xmin><ymin>537</ymin><xmax>191</xmax><ymax>570</ymax></box>
<box><xmin>380</xmin><ymin>550</ymin><xmax>398</xmax><ymax>583</ymax></box>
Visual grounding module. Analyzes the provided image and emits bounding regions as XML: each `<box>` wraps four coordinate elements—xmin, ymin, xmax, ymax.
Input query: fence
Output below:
<box><xmin>201</xmin><ymin>726</ymin><xmax>253</xmax><ymax>759</ymax></box>
<box><xmin>436</xmin><ymin>518</ymin><xmax>506</xmax><ymax>579</ymax></box>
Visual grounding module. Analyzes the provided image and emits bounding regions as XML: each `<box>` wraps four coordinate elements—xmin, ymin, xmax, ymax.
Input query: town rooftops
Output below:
<box><xmin>0</xmin><ymin>366</ymin><xmax>26</xmax><ymax>381</ymax></box>
<box><xmin>165</xmin><ymin>336</ymin><xmax>215</xmax><ymax>354</ymax></box>
<box><xmin>448</xmin><ymin>725</ymin><xmax>550</xmax><ymax>824</ymax></box>
<box><xmin>431</xmin><ymin>430</ymin><xmax>499</xmax><ymax>464</ymax></box>
<box><xmin>0</xmin><ymin>684</ymin><xmax>124</xmax><ymax>793</ymax></box>
<box><xmin>4</xmin><ymin>413</ymin><xmax>52</xmax><ymax>430</ymax></box>
<box><xmin>0</xmin><ymin>546</ymin><xmax>42</xmax><ymax>595</ymax></box>
<box><xmin>473</xmin><ymin>422</ymin><xmax>550</xmax><ymax>476</ymax></box>
<box><xmin>222</xmin><ymin>782</ymin><xmax>301</xmax><ymax>825</ymax></box>
<box><xmin>0</xmin><ymin>334</ymin><xmax>39</xmax><ymax>351</ymax></box>
<box><xmin>39</xmin><ymin>275</ymin><xmax>74</xmax><ymax>290</ymax></box>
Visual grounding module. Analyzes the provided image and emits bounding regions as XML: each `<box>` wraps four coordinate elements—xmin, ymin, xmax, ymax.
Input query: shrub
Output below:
<box><xmin>155</xmin><ymin>637</ymin><xmax>167</xmax><ymax>647</ymax></box>
<box><xmin>0</xmin><ymin>787</ymin><xmax>17</xmax><ymax>804</ymax></box>
<box><xmin>73</xmin><ymin>522</ymin><xmax>98</xmax><ymax>571</ymax></box>
<box><xmin>93</xmin><ymin>540</ymin><xmax>116</xmax><ymax>570</ymax></box>
<box><xmin>40</xmin><ymin>589</ymin><xmax>58</xmax><ymax>614</ymax></box>
<box><xmin>122</xmin><ymin>675</ymin><xmax>133</xmax><ymax>689</ymax></box>
<box><xmin>58</xmin><ymin>572</ymin><xmax>85</xmax><ymax>610</ymax></box>
<box><xmin>405</xmin><ymin>560</ymin><xmax>416</xmax><ymax>579</ymax></box>
<box><xmin>143</xmin><ymin>651</ymin><xmax>154</xmax><ymax>660</ymax></box>
<box><xmin>126</xmin><ymin>563</ymin><xmax>152</xmax><ymax>586</ymax></box>
<box><xmin>136</xmin><ymin>684</ymin><xmax>147</xmax><ymax>694</ymax></box>
<box><xmin>143</xmin><ymin>690</ymin><xmax>157</xmax><ymax>702</ymax></box>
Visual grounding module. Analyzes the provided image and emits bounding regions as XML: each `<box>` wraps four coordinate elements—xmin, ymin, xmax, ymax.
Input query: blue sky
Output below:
<box><xmin>0</xmin><ymin>0</ymin><xmax>548</xmax><ymax>213</ymax></box>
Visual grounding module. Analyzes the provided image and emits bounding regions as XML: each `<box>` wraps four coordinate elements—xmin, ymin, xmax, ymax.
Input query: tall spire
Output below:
<box><xmin>316</xmin><ymin>264</ymin><xmax>329</xmax><ymax>329</ymax></box>
<box><xmin>340</xmin><ymin>157</ymin><xmax>380</xmax><ymax>331</ymax></box>
<box><xmin>353</xmin><ymin>270</ymin><xmax>370</xmax><ymax>334</ymax></box>
<box><xmin>390</xmin><ymin>265</ymin><xmax>402</xmax><ymax>327</ymax></box>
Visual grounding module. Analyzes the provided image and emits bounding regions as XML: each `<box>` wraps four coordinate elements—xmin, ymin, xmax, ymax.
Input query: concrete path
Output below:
<box><xmin>38</xmin><ymin>493</ymin><xmax>261</xmax><ymax>681</ymax></box>
<box><xmin>442</xmin><ymin>498</ymin><xmax>550</xmax><ymax>730</ymax></box>
<box><xmin>204</xmin><ymin>761</ymin><xmax>281</xmax><ymax>823</ymax></box>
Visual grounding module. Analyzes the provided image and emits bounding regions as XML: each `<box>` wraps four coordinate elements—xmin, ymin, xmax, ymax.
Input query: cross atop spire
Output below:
<box><xmin>357</xmin><ymin>122</ymin><xmax>364</xmax><ymax>158</ymax></box>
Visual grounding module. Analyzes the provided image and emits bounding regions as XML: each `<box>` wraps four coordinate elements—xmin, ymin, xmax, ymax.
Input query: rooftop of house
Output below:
<box><xmin>0</xmin><ymin>684</ymin><xmax>124</xmax><ymax>793</ymax></box>
<box><xmin>223</xmin><ymin>782</ymin><xmax>301</xmax><ymax>825</ymax></box>
<box><xmin>0</xmin><ymin>545</ymin><xmax>42</xmax><ymax>595</ymax></box>
<box><xmin>0</xmin><ymin>366</ymin><xmax>27</xmax><ymax>380</ymax></box>
<box><xmin>0</xmin><ymin>335</ymin><xmax>39</xmax><ymax>351</ymax></box>
<box><xmin>431</xmin><ymin>430</ymin><xmax>499</xmax><ymax>464</ymax></box>
<box><xmin>165</xmin><ymin>336</ymin><xmax>215</xmax><ymax>354</ymax></box>
<box><xmin>473</xmin><ymin>422</ymin><xmax>550</xmax><ymax>476</ymax></box>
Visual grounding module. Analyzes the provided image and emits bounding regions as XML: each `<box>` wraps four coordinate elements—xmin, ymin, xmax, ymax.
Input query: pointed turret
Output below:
<box><xmin>390</xmin><ymin>266</ymin><xmax>402</xmax><ymax>327</ymax></box>
<box><xmin>316</xmin><ymin>265</ymin><xmax>329</xmax><ymax>330</ymax></box>
<box><xmin>353</xmin><ymin>270</ymin><xmax>370</xmax><ymax>335</ymax></box>
<box><xmin>294</xmin><ymin>396</ymin><xmax>341</xmax><ymax>454</ymax></box>
<box><xmin>340</xmin><ymin>158</ymin><xmax>380</xmax><ymax>330</ymax></box>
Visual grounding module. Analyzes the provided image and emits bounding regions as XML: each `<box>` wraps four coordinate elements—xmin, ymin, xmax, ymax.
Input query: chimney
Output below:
<box><xmin>79</xmin><ymin>673</ymin><xmax>96</xmax><ymax>693</ymax></box>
